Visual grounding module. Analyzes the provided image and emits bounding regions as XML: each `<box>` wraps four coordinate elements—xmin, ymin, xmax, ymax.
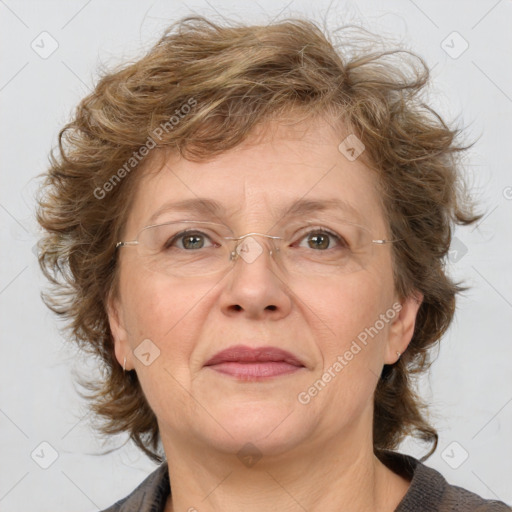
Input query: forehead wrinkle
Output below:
<box><xmin>147</xmin><ymin>196</ymin><xmax>365</xmax><ymax>228</ymax></box>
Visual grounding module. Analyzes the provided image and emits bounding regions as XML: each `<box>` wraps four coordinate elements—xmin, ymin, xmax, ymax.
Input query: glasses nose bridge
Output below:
<box><xmin>226</xmin><ymin>232</ymin><xmax>283</xmax><ymax>264</ymax></box>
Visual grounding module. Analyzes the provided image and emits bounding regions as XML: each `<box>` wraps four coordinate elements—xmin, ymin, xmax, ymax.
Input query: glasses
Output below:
<box><xmin>115</xmin><ymin>220</ymin><xmax>398</xmax><ymax>278</ymax></box>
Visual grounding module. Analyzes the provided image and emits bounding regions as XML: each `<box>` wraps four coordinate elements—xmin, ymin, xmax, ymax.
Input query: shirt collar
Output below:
<box><xmin>114</xmin><ymin>461</ymin><xmax>170</xmax><ymax>512</ymax></box>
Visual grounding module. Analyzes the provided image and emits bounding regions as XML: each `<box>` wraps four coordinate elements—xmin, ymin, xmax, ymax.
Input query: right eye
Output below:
<box><xmin>164</xmin><ymin>230</ymin><xmax>216</xmax><ymax>251</ymax></box>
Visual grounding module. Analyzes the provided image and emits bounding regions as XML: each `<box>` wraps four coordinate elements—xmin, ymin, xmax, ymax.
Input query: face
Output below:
<box><xmin>108</xmin><ymin>117</ymin><xmax>421</xmax><ymax>460</ymax></box>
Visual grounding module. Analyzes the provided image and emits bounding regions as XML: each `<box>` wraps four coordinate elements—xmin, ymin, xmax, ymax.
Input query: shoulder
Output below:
<box><xmin>441</xmin><ymin>483</ymin><xmax>511</xmax><ymax>512</ymax></box>
<box><xmin>380</xmin><ymin>451</ymin><xmax>511</xmax><ymax>512</ymax></box>
<box><xmin>100</xmin><ymin>461</ymin><xmax>170</xmax><ymax>512</ymax></box>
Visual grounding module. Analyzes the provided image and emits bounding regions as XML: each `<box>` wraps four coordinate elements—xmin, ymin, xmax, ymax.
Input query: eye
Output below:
<box><xmin>296</xmin><ymin>228</ymin><xmax>348</xmax><ymax>251</ymax></box>
<box><xmin>166</xmin><ymin>230</ymin><xmax>215</xmax><ymax>250</ymax></box>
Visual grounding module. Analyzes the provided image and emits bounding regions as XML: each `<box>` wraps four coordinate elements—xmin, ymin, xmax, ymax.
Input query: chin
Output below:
<box><xmin>191</xmin><ymin>400</ymin><xmax>314</xmax><ymax>458</ymax></box>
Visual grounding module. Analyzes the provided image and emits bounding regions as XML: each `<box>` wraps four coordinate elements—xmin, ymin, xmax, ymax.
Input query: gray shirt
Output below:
<box><xmin>101</xmin><ymin>451</ymin><xmax>511</xmax><ymax>511</ymax></box>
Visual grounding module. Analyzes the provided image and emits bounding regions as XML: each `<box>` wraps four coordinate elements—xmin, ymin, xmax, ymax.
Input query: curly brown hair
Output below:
<box><xmin>36</xmin><ymin>15</ymin><xmax>480</xmax><ymax>464</ymax></box>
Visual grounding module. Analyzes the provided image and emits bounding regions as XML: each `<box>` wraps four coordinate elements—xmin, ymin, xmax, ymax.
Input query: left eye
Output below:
<box><xmin>296</xmin><ymin>229</ymin><xmax>347</xmax><ymax>250</ymax></box>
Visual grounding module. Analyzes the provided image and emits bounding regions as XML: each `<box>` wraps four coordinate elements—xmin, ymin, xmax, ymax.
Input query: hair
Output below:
<box><xmin>36</xmin><ymin>15</ymin><xmax>480</xmax><ymax>464</ymax></box>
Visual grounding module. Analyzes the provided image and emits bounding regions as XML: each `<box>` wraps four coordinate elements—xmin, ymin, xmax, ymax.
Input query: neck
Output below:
<box><xmin>161</xmin><ymin>423</ymin><xmax>409</xmax><ymax>512</ymax></box>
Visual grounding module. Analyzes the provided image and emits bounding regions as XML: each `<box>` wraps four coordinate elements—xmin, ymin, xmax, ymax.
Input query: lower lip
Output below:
<box><xmin>206</xmin><ymin>362</ymin><xmax>303</xmax><ymax>380</ymax></box>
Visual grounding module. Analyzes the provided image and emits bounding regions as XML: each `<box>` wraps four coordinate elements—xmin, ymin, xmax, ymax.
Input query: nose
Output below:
<box><xmin>219</xmin><ymin>233</ymin><xmax>292</xmax><ymax>320</ymax></box>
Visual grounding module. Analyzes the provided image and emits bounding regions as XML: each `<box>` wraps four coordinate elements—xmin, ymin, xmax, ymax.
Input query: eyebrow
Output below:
<box><xmin>147</xmin><ymin>197</ymin><xmax>364</xmax><ymax>225</ymax></box>
<box><xmin>148</xmin><ymin>198</ymin><xmax>223</xmax><ymax>225</ymax></box>
<box><xmin>280</xmin><ymin>198</ymin><xmax>363</xmax><ymax>223</ymax></box>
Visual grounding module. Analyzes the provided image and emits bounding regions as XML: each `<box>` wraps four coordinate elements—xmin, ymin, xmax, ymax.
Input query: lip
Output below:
<box><xmin>204</xmin><ymin>345</ymin><xmax>305</xmax><ymax>380</ymax></box>
<box><xmin>205</xmin><ymin>345</ymin><xmax>304</xmax><ymax>366</ymax></box>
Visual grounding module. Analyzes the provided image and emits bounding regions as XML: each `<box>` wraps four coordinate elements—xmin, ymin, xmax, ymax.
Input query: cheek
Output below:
<box><xmin>294</xmin><ymin>276</ymin><xmax>389</xmax><ymax>423</ymax></box>
<box><xmin>303</xmin><ymin>270</ymin><xmax>393</xmax><ymax>354</ymax></box>
<box><xmin>120</xmin><ymin>266</ymin><xmax>178</xmax><ymax>329</ymax></box>
<box><xmin>296</xmin><ymin>269</ymin><xmax>395</xmax><ymax>407</ymax></box>
<box><xmin>119</xmin><ymin>268</ymin><xmax>209</xmax><ymax>364</ymax></box>
<box><xmin>118</xmin><ymin>272</ymin><xmax>209</xmax><ymax>418</ymax></box>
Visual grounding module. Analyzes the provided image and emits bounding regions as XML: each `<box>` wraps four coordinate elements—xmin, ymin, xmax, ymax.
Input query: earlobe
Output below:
<box><xmin>385</xmin><ymin>292</ymin><xmax>423</xmax><ymax>364</ymax></box>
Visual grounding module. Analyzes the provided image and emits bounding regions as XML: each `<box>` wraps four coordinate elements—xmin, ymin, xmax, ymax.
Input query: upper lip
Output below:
<box><xmin>204</xmin><ymin>345</ymin><xmax>305</xmax><ymax>367</ymax></box>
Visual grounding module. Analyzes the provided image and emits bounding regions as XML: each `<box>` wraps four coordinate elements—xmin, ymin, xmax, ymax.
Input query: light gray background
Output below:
<box><xmin>1</xmin><ymin>0</ymin><xmax>511</xmax><ymax>510</ymax></box>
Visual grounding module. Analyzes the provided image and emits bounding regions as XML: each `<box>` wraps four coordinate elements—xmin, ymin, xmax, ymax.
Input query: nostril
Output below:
<box><xmin>266</xmin><ymin>305</ymin><xmax>277</xmax><ymax>311</ymax></box>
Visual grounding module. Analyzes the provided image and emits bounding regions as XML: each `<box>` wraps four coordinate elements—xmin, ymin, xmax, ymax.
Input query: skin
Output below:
<box><xmin>108</xmin><ymin>117</ymin><xmax>422</xmax><ymax>512</ymax></box>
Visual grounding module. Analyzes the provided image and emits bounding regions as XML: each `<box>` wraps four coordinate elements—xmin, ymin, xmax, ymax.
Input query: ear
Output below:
<box><xmin>106</xmin><ymin>291</ymin><xmax>133</xmax><ymax>371</ymax></box>
<box><xmin>384</xmin><ymin>291</ymin><xmax>423</xmax><ymax>364</ymax></box>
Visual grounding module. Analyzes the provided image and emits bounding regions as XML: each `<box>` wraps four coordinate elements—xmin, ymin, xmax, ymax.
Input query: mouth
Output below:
<box><xmin>204</xmin><ymin>345</ymin><xmax>306</xmax><ymax>381</ymax></box>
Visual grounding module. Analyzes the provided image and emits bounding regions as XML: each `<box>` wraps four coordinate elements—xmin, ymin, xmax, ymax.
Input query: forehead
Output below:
<box><xmin>126</xmin><ymin>118</ymin><xmax>386</xmax><ymax>233</ymax></box>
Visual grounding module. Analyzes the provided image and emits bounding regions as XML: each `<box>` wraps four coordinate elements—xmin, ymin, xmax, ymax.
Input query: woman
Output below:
<box><xmin>36</xmin><ymin>15</ymin><xmax>510</xmax><ymax>512</ymax></box>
